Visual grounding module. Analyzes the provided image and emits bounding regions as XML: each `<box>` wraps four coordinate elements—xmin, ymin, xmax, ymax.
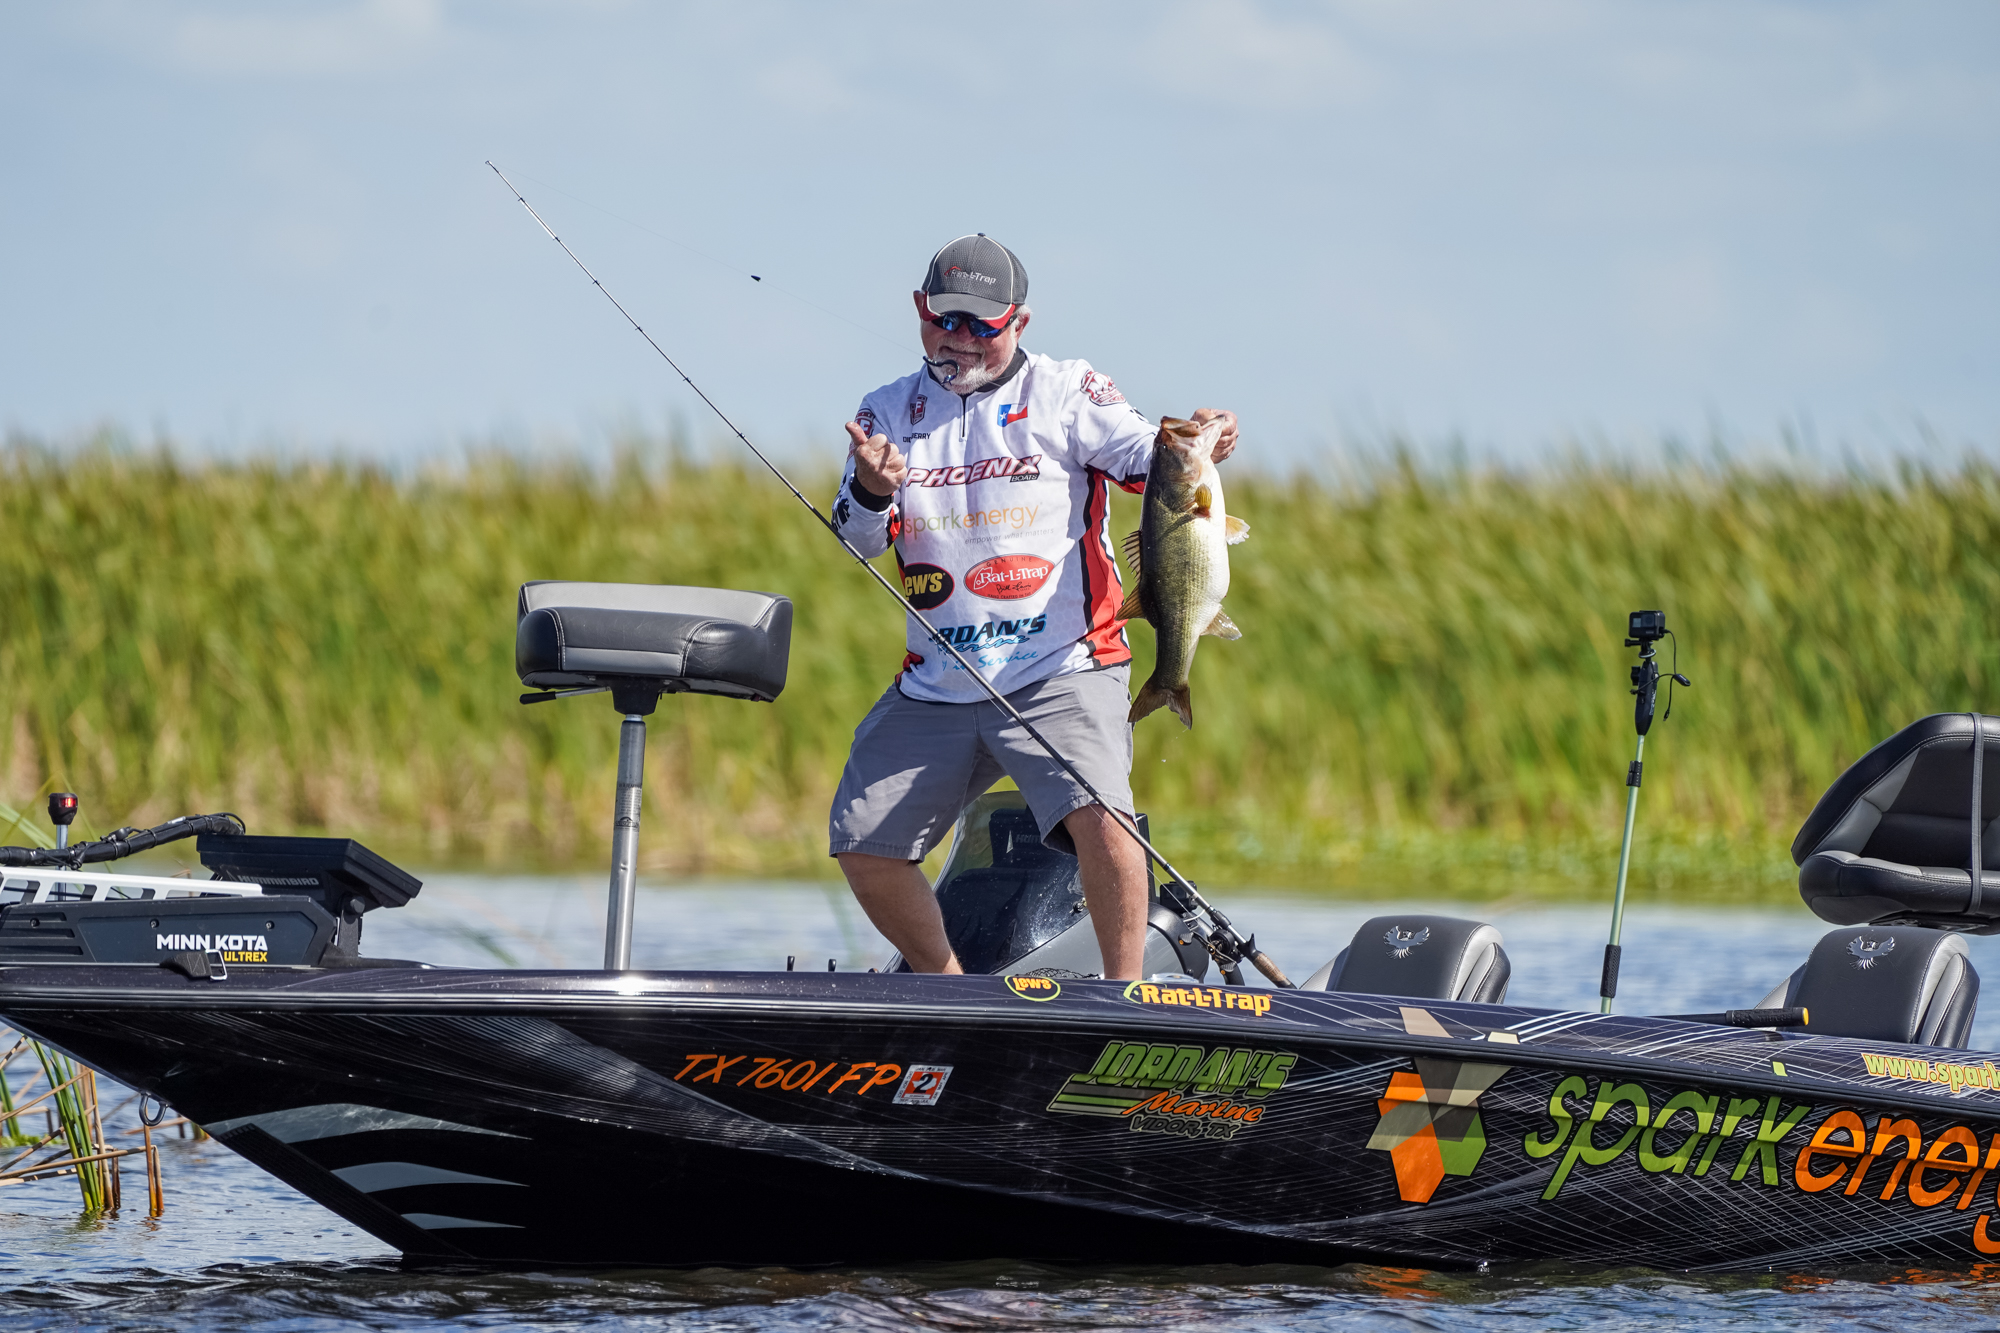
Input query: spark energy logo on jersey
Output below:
<box><xmin>997</xmin><ymin>402</ymin><xmax>1028</xmax><ymax>427</ymax></box>
<box><xmin>908</xmin><ymin>454</ymin><xmax>1043</xmax><ymax>488</ymax></box>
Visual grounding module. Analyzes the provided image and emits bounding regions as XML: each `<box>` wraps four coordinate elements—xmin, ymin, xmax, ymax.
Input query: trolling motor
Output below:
<box><xmin>1598</xmin><ymin>610</ymin><xmax>1691</xmax><ymax>1014</ymax></box>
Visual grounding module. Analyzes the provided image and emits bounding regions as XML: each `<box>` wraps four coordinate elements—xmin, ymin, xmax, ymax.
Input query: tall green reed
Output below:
<box><xmin>2</xmin><ymin>438</ymin><xmax>1994</xmax><ymax>898</ymax></box>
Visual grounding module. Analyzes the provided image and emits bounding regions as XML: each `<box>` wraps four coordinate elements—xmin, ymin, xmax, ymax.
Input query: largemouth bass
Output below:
<box><xmin>1121</xmin><ymin>416</ymin><xmax>1249</xmax><ymax>728</ymax></box>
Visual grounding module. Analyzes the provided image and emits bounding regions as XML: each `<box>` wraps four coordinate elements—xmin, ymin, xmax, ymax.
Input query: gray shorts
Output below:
<box><xmin>829</xmin><ymin>665</ymin><xmax>1135</xmax><ymax>861</ymax></box>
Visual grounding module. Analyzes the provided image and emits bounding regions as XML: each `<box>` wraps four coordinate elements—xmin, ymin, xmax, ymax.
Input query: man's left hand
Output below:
<box><xmin>1191</xmin><ymin>408</ymin><xmax>1239</xmax><ymax>464</ymax></box>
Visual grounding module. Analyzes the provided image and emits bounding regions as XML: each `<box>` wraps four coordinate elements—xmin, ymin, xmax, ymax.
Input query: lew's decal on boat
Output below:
<box><xmin>1047</xmin><ymin>1040</ymin><xmax>1297</xmax><ymax>1140</ymax></box>
<box><xmin>675</xmin><ymin>1053</ymin><xmax>907</xmax><ymax>1098</ymax></box>
<box><xmin>1123</xmin><ymin>981</ymin><xmax>1272</xmax><ymax>1016</ymax></box>
<box><xmin>157</xmin><ymin>933</ymin><xmax>269</xmax><ymax>964</ymax></box>
<box><xmin>1006</xmin><ymin>976</ymin><xmax>1061</xmax><ymax>1001</ymax></box>
<box><xmin>1367</xmin><ymin>1059</ymin><xmax>1510</xmax><ymax>1202</ymax></box>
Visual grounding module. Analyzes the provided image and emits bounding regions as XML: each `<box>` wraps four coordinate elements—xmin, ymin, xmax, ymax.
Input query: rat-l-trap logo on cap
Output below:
<box><xmin>1367</xmin><ymin>1057</ymin><xmax>1510</xmax><ymax>1202</ymax></box>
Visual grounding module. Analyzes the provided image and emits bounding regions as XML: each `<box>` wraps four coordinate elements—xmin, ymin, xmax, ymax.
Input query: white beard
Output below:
<box><xmin>930</xmin><ymin>356</ymin><xmax>998</xmax><ymax>393</ymax></box>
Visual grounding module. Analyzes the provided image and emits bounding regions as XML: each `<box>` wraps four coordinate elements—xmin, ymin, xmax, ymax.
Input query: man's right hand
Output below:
<box><xmin>847</xmin><ymin>421</ymin><xmax>907</xmax><ymax>496</ymax></box>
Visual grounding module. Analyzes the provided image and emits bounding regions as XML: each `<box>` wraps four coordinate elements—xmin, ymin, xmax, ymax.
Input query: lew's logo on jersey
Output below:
<box><xmin>899</xmin><ymin>561</ymin><xmax>954</xmax><ymax>610</ymax></box>
<box><xmin>908</xmin><ymin>455</ymin><xmax>1043</xmax><ymax>488</ymax></box>
<box><xmin>966</xmin><ymin>553</ymin><xmax>1054</xmax><ymax>600</ymax></box>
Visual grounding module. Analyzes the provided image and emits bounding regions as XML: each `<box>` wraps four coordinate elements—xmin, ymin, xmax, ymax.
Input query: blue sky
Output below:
<box><xmin>2</xmin><ymin>1</ymin><xmax>1994</xmax><ymax>465</ymax></box>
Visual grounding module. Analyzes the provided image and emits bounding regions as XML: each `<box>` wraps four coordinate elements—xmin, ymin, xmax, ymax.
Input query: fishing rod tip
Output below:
<box><xmin>751</xmin><ymin>275</ymin><xmax>762</xmax><ymax>281</ymax></box>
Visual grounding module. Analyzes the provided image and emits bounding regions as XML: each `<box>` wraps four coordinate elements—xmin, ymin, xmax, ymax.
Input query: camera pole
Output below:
<box><xmin>1600</xmin><ymin>611</ymin><xmax>1690</xmax><ymax>1015</ymax></box>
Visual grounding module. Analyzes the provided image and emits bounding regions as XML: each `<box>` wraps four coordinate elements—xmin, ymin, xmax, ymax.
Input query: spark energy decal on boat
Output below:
<box><xmin>1860</xmin><ymin>1052</ymin><xmax>2000</xmax><ymax>1091</ymax></box>
<box><xmin>1047</xmin><ymin>1040</ymin><xmax>1296</xmax><ymax>1140</ymax></box>
<box><xmin>675</xmin><ymin>1053</ymin><xmax>908</xmax><ymax>1098</ymax></box>
<box><xmin>1366</xmin><ymin>1059</ymin><xmax>1510</xmax><ymax>1202</ymax></box>
<box><xmin>1122</xmin><ymin>981</ymin><xmax>1272</xmax><ymax>1015</ymax></box>
<box><xmin>1519</xmin><ymin>1070</ymin><xmax>2000</xmax><ymax>1254</ymax></box>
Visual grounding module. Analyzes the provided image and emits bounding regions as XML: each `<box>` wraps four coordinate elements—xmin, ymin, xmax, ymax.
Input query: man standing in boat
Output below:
<box><xmin>828</xmin><ymin>234</ymin><xmax>1238</xmax><ymax>979</ymax></box>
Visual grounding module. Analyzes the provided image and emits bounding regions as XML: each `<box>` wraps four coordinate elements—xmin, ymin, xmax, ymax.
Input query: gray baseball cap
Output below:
<box><xmin>921</xmin><ymin>234</ymin><xmax>1028</xmax><ymax>321</ymax></box>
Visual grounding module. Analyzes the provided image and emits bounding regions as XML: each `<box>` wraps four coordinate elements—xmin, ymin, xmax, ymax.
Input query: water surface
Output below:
<box><xmin>7</xmin><ymin>878</ymin><xmax>2000</xmax><ymax>1330</ymax></box>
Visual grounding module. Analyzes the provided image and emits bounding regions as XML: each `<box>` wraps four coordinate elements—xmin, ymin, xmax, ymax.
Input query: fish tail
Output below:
<box><xmin>1129</xmin><ymin>676</ymin><xmax>1193</xmax><ymax>729</ymax></box>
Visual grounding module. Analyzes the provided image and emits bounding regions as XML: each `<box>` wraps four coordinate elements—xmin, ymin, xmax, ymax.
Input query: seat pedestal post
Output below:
<box><xmin>604</xmin><ymin>713</ymin><xmax>647</xmax><ymax>970</ymax></box>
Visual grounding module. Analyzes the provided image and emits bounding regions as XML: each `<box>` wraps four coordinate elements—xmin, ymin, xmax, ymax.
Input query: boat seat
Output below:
<box><xmin>1793</xmin><ymin>713</ymin><xmax>2000</xmax><ymax>933</ymax></box>
<box><xmin>516</xmin><ymin>581</ymin><xmax>792</xmax><ymax>705</ymax></box>
<box><xmin>1301</xmin><ymin>914</ymin><xmax>1510</xmax><ymax>1004</ymax></box>
<box><xmin>1753</xmin><ymin>926</ymin><xmax>1979</xmax><ymax>1048</ymax></box>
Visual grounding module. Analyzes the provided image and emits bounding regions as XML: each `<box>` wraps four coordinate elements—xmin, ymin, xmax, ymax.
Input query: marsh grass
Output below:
<box><xmin>3</xmin><ymin>438</ymin><xmax>1995</xmax><ymax>901</ymax></box>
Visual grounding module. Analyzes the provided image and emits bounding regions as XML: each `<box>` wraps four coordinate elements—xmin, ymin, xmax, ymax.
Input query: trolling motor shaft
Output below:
<box><xmin>1599</xmin><ymin>610</ymin><xmax>1691</xmax><ymax>1014</ymax></box>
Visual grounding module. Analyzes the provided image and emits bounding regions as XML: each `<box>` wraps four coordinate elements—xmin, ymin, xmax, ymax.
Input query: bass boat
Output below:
<box><xmin>1</xmin><ymin>582</ymin><xmax>1999</xmax><ymax>1272</ymax></box>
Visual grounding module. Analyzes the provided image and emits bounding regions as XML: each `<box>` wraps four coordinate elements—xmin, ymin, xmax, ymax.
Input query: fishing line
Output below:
<box><xmin>504</xmin><ymin>166</ymin><xmax>919</xmax><ymax>359</ymax></box>
<box><xmin>487</xmin><ymin>161</ymin><xmax>1291</xmax><ymax>987</ymax></box>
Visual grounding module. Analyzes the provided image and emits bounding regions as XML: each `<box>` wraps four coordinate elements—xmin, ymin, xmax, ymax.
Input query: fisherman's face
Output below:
<box><xmin>914</xmin><ymin>291</ymin><xmax>1029</xmax><ymax>394</ymax></box>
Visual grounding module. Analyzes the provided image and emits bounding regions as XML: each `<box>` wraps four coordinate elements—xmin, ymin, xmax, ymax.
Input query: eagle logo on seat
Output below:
<box><xmin>1849</xmin><ymin>935</ymin><xmax>1896</xmax><ymax>969</ymax></box>
<box><xmin>1384</xmin><ymin>926</ymin><xmax>1431</xmax><ymax>959</ymax></box>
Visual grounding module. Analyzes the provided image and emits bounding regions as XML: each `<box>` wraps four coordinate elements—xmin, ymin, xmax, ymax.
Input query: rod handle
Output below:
<box><xmin>1248</xmin><ymin>949</ymin><xmax>1294</xmax><ymax>989</ymax></box>
<box><xmin>1599</xmin><ymin>943</ymin><xmax>1622</xmax><ymax>1000</ymax></box>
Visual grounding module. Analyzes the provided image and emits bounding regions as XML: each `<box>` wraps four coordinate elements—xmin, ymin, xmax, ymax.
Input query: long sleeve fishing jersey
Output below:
<box><xmin>833</xmin><ymin>350</ymin><xmax>1157</xmax><ymax>705</ymax></box>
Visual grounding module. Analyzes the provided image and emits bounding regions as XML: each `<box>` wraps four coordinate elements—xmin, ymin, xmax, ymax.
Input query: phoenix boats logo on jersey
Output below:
<box><xmin>893</xmin><ymin>1065</ymin><xmax>953</xmax><ymax>1105</ymax></box>
<box><xmin>907</xmin><ymin>455</ymin><xmax>1043</xmax><ymax>488</ymax></box>
<box><xmin>855</xmin><ymin>407</ymin><xmax>877</xmax><ymax>435</ymax></box>
<box><xmin>1369</xmin><ymin>1059</ymin><xmax>1510</xmax><ymax>1202</ymax></box>
<box><xmin>936</xmin><ymin>614</ymin><xmax>1046</xmax><ymax>651</ymax></box>
<box><xmin>997</xmin><ymin>402</ymin><xmax>1028</xmax><ymax>427</ymax></box>
<box><xmin>1124</xmin><ymin>981</ymin><xmax>1272</xmax><ymax>1016</ymax></box>
<box><xmin>966</xmin><ymin>553</ymin><xmax>1054</xmax><ymax>601</ymax></box>
<box><xmin>899</xmin><ymin>561</ymin><xmax>954</xmax><ymax>610</ymax></box>
<box><xmin>1080</xmin><ymin>369</ymin><xmax>1124</xmax><ymax>406</ymax></box>
<box><xmin>1850</xmin><ymin>935</ymin><xmax>1896</xmax><ymax>969</ymax></box>
<box><xmin>911</xmin><ymin>395</ymin><xmax>926</xmax><ymax>425</ymax></box>
<box><xmin>1007</xmin><ymin>976</ymin><xmax>1061</xmax><ymax>1001</ymax></box>
<box><xmin>1047</xmin><ymin>1039</ymin><xmax>1297</xmax><ymax>1140</ymax></box>
<box><xmin>1385</xmin><ymin>926</ymin><xmax>1431</xmax><ymax>959</ymax></box>
<box><xmin>157</xmin><ymin>933</ymin><xmax>269</xmax><ymax>964</ymax></box>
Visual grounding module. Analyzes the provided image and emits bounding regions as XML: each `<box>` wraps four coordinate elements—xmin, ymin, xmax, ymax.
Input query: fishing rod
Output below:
<box><xmin>487</xmin><ymin>162</ymin><xmax>1291</xmax><ymax>988</ymax></box>
<box><xmin>1599</xmin><ymin>610</ymin><xmax>1690</xmax><ymax>1015</ymax></box>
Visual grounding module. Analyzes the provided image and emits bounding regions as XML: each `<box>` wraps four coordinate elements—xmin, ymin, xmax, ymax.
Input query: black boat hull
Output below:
<box><xmin>6</xmin><ymin>964</ymin><xmax>2000</xmax><ymax>1271</ymax></box>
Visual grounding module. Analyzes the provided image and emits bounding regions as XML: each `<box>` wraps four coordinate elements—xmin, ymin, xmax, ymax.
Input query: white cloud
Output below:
<box><xmin>165</xmin><ymin>0</ymin><xmax>445</xmax><ymax>77</ymax></box>
<box><xmin>1137</xmin><ymin>0</ymin><xmax>1379</xmax><ymax>110</ymax></box>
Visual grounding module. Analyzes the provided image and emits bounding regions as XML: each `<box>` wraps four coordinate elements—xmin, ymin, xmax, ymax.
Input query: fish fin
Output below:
<box><xmin>1190</xmin><ymin>484</ymin><xmax>1212</xmax><ymax>518</ymax></box>
<box><xmin>1116</xmin><ymin>586</ymin><xmax>1146</xmax><ymax>622</ymax></box>
<box><xmin>1128</xmin><ymin>676</ymin><xmax>1192</xmax><ymax>729</ymax></box>
<box><xmin>1121</xmin><ymin>528</ymin><xmax>1144</xmax><ymax>575</ymax></box>
<box><xmin>1203</xmin><ymin>608</ymin><xmax>1242</xmax><ymax>640</ymax></box>
<box><xmin>1225</xmin><ymin>515</ymin><xmax>1250</xmax><ymax>544</ymax></box>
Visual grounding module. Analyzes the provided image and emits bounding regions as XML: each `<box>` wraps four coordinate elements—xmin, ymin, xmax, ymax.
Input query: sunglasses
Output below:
<box><xmin>923</xmin><ymin>304</ymin><xmax>1018</xmax><ymax>338</ymax></box>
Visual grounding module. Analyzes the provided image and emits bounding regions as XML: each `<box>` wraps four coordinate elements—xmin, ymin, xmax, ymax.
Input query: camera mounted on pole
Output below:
<box><xmin>1599</xmin><ymin>610</ymin><xmax>1693</xmax><ymax>1013</ymax></box>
